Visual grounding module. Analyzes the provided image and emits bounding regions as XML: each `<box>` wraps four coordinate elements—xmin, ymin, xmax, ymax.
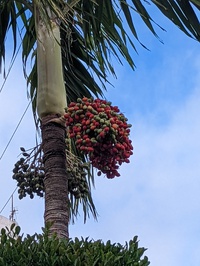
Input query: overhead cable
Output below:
<box><xmin>0</xmin><ymin>100</ymin><xmax>32</xmax><ymax>161</ymax></box>
<box><xmin>0</xmin><ymin>43</ymin><xmax>22</xmax><ymax>94</ymax></box>
<box><xmin>0</xmin><ymin>187</ymin><xmax>17</xmax><ymax>215</ymax></box>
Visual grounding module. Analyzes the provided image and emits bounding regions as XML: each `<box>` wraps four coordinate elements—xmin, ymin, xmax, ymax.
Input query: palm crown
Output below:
<box><xmin>1</xmin><ymin>1</ymin><xmax>200</xmax><ymax>109</ymax></box>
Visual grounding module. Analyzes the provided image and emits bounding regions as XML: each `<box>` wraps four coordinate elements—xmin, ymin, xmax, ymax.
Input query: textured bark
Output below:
<box><xmin>41</xmin><ymin>114</ymin><xmax>69</xmax><ymax>238</ymax></box>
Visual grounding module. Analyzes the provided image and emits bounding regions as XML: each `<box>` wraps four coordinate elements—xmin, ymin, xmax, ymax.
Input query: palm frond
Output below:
<box><xmin>190</xmin><ymin>0</ymin><xmax>200</xmax><ymax>10</ymax></box>
<box><xmin>0</xmin><ymin>0</ymin><xmax>18</xmax><ymax>75</ymax></box>
<box><xmin>151</xmin><ymin>0</ymin><xmax>200</xmax><ymax>41</ymax></box>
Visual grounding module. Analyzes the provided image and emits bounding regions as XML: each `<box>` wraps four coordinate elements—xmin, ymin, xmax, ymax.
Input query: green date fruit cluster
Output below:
<box><xmin>64</xmin><ymin>97</ymin><xmax>133</xmax><ymax>178</ymax></box>
<box><xmin>12</xmin><ymin>147</ymin><xmax>91</xmax><ymax>200</ymax></box>
<box><xmin>66</xmin><ymin>149</ymin><xmax>91</xmax><ymax>199</ymax></box>
<box><xmin>12</xmin><ymin>149</ymin><xmax>44</xmax><ymax>199</ymax></box>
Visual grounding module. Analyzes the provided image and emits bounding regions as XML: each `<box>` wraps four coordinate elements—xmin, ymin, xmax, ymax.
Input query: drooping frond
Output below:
<box><xmin>0</xmin><ymin>0</ymin><xmax>20</xmax><ymax>74</ymax></box>
<box><xmin>151</xmin><ymin>0</ymin><xmax>200</xmax><ymax>41</ymax></box>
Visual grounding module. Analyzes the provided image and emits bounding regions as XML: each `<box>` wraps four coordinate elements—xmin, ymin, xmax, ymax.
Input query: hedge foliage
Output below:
<box><xmin>0</xmin><ymin>224</ymin><xmax>150</xmax><ymax>266</ymax></box>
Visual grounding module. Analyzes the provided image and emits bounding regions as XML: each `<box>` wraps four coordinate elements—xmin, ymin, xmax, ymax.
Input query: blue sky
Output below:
<box><xmin>1</xmin><ymin>5</ymin><xmax>200</xmax><ymax>266</ymax></box>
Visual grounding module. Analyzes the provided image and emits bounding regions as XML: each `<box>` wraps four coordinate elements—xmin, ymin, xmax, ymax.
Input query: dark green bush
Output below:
<box><xmin>0</xmin><ymin>225</ymin><xmax>150</xmax><ymax>266</ymax></box>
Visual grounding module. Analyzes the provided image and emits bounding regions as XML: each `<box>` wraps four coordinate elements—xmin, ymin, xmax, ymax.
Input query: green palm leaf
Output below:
<box><xmin>0</xmin><ymin>0</ymin><xmax>18</xmax><ymax>74</ymax></box>
<box><xmin>151</xmin><ymin>0</ymin><xmax>200</xmax><ymax>40</ymax></box>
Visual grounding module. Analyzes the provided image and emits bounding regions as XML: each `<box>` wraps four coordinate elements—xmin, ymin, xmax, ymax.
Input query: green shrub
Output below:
<box><xmin>0</xmin><ymin>225</ymin><xmax>150</xmax><ymax>266</ymax></box>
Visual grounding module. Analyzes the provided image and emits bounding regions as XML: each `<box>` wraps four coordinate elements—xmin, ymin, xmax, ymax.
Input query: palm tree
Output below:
<box><xmin>0</xmin><ymin>0</ymin><xmax>200</xmax><ymax>238</ymax></box>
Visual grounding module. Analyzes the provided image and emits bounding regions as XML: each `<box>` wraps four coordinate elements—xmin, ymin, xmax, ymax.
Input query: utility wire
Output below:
<box><xmin>0</xmin><ymin>100</ymin><xmax>32</xmax><ymax>161</ymax></box>
<box><xmin>0</xmin><ymin>43</ymin><xmax>22</xmax><ymax>94</ymax></box>
<box><xmin>0</xmin><ymin>18</ymin><xmax>27</xmax><ymax>94</ymax></box>
<box><xmin>0</xmin><ymin>187</ymin><xmax>17</xmax><ymax>214</ymax></box>
<box><xmin>0</xmin><ymin>22</ymin><xmax>33</xmax><ymax>217</ymax></box>
<box><xmin>0</xmin><ymin>102</ymin><xmax>32</xmax><ymax>216</ymax></box>
<box><xmin>0</xmin><ymin>23</ymin><xmax>33</xmax><ymax>161</ymax></box>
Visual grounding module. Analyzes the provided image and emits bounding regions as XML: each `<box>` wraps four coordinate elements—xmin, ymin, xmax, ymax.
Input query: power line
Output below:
<box><xmin>0</xmin><ymin>102</ymin><xmax>32</xmax><ymax>217</ymax></box>
<box><xmin>0</xmin><ymin>43</ymin><xmax>22</xmax><ymax>94</ymax></box>
<box><xmin>0</xmin><ymin>18</ymin><xmax>28</xmax><ymax>94</ymax></box>
<box><xmin>0</xmin><ymin>187</ymin><xmax>17</xmax><ymax>215</ymax></box>
<box><xmin>0</xmin><ymin>100</ymin><xmax>32</xmax><ymax>161</ymax></box>
<box><xmin>0</xmin><ymin>21</ymin><xmax>33</xmax><ymax>218</ymax></box>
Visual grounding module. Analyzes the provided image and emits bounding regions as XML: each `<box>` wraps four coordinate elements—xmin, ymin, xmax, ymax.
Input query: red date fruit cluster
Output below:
<box><xmin>64</xmin><ymin>98</ymin><xmax>133</xmax><ymax>178</ymax></box>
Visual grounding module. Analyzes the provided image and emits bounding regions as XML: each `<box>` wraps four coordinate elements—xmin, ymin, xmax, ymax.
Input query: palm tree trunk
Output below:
<box><xmin>41</xmin><ymin>115</ymin><xmax>69</xmax><ymax>238</ymax></box>
<box><xmin>34</xmin><ymin>5</ymin><xmax>69</xmax><ymax>238</ymax></box>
